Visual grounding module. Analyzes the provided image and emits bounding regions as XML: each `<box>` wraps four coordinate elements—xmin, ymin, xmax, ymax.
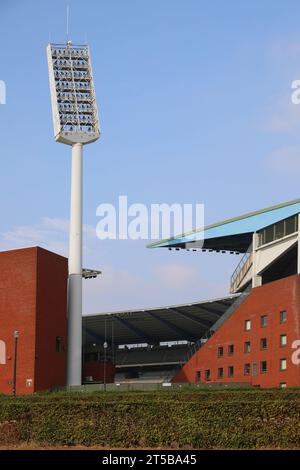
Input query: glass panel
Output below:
<box><xmin>280</xmin><ymin>335</ymin><xmax>287</xmax><ymax>347</ymax></box>
<box><xmin>280</xmin><ymin>359</ymin><xmax>287</xmax><ymax>371</ymax></box>
<box><xmin>261</xmin><ymin>315</ymin><xmax>267</xmax><ymax>327</ymax></box>
<box><xmin>280</xmin><ymin>311</ymin><xmax>287</xmax><ymax>323</ymax></box>
<box><xmin>275</xmin><ymin>220</ymin><xmax>284</xmax><ymax>240</ymax></box>
<box><xmin>285</xmin><ymin>216</ymin><xmax>297</xmax><ymax>236</ymax></box>
<box><xmin>260</xmin><ymin>361</ymin><xmax>267</xmax><ymax>373</ymax></box>
<box><xmin>265</xmin><ymin>225</ymin><xmax>274</xmax><ymax>244</ymax></box>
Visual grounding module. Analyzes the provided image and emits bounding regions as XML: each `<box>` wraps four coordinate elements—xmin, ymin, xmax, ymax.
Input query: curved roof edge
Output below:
<box><xmin>147</xmin><ymin>198</ymin><xmax>300</xmax><ymax>250</ymax></box>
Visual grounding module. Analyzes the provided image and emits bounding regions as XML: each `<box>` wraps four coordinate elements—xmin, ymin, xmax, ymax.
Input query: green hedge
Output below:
<box><xmin>0</xmin><ymin>389</ymin><xmax>300</xmax><ymax>448</ymax></box>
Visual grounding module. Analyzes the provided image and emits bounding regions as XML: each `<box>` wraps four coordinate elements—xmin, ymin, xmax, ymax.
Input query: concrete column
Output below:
<box><xmin>252</xmin><ymin>232</ymin><xmax>262</xmax><ymax>288</ymax></box>
<box><xmin>297</xmin><ymin>213</ymin><xmax>300</xmax><ymax>274</ymax></box>
<box><xmin>67</xmin><ymin>142</ymin><xmax>83</xmax><ymax>386</ymax></box>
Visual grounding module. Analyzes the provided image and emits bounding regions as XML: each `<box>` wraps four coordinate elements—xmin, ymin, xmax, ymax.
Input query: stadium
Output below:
<box><xmin>1</xmin><ymin>198</ymin><xmax>300</xmax><ymax>393</ymax></box>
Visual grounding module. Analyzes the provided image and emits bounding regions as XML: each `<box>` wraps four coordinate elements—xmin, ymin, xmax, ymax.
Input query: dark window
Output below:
<box><xmin>244</xmin><ymin>341</ymin><xmax>251</xmax><ymax>353</ymax></box>
<box><xmin>195</xmin><ymin>371</ymin><xmax>201</xmax><ymax>382</ymax></box>
<box><xmin>56</xmin><ymin>336</ymin><xmax>62</xmax><ymax>353</ymax></box>
<box><xmin>260</xmin><ymin>361</ymin><xmax>267</xmax><ymax>374</ymax></box>
<box><xmin>285</xmin><ymin>216</ymin><xmax>297</xmax><ymax>236</ymax></box>
<box><xmin>205</xmin><ymin>369</ymin><xmax>211</xmax><ymax>381</ymax></box>
<box><xmin>244</xmin><ymin>363</ymin><xmax>251</xmax><ymax>376</ymax></box>
<box><xmin>260</xmin><ymin>338</ymin><xmax>267</xmax><ymax>350</ymax></box>
<box><xmin>258</xmin><ymin>215</ymin><xmax>297</xmax><ymax>247</ymax></box>
<box><xmin>218</xmin><ymin>368</ymin><xmax>224</xmax><ymax>379</ymax></box>
<box><xmin>217</xmin><ymin>346</ymin><xmax>224</xmax><ymax>358</ymax></box>
<box><xmin>228</xmin><ymin>366</ymin><xmax>234</xmax><ymax>378</ymax></box>
<box><xmin>261</xmin><ymin>315</ymin><xmax>268</xmax><ymax>328</ymax></box>
<box><xmin>275</xmin><ymin>220</ymin><xmax>284</xmax><ymax>240</ymax></box>
<box><xmin>280</xmin><ymin>311</ymin><xmax>287</xmax><ymax>324</ymax></box>
<box><xmin>228</xmin><ymin>344</ymin><xmax>234</xmax><ymax>356</ymax></box>
<box><xmin>265</xmin><ymin>225</ymin><xmax>274</xmax><ymax>244</ymax></box>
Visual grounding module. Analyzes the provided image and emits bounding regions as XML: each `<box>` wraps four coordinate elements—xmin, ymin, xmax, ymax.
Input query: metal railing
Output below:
<box><xmin>183</xmin><ymin>288</ymin><xmax>251</xmax><ymax>364</ymax></box>
<box><xmin>230</xmin><ymin>243</ymin><xmax>253</xmax><ymax>293</ymax></box>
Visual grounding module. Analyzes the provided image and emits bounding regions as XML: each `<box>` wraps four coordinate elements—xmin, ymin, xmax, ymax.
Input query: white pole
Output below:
<box><xmin>67</xmin><ymin>142</ymin><xmax>83</xmax><ymax>386</ymax></box>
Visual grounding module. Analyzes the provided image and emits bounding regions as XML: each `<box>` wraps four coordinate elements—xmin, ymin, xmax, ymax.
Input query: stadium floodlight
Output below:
<box><xmin>47</xmin><ymin>41</ymin><xmax>100</xmax><ymax>386</ymax></box>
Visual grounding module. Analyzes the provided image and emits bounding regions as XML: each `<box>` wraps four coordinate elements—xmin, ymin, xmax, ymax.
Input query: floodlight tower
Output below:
<box><xmin>47</xmin><ymin>42</ymin><xmax>100</xmax><ymax>386</ymax></box>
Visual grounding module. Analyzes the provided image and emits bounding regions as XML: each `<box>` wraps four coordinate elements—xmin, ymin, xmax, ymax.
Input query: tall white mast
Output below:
<box><xmin>47</xmin><ymin>42</ymin><xmax>100</xmax><ymax>386</ymax></box>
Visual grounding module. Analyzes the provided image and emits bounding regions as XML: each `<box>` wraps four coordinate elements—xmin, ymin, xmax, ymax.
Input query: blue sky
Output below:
<box><xmin>1</xmin><ymin>0</ymin><xmax>300</xmax><ymax>313</ymax></box>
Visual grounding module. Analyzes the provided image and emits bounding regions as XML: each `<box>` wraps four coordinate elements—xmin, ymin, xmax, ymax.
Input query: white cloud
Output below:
<box><xmin>0</xmin><ymin>217</ymin><xmax>96</xmax><ymax>256</ymax></box>
<box><xmin>152</xmin><ymin>262</ymin><xmax>197</xmax><ymax>289</ymax></box>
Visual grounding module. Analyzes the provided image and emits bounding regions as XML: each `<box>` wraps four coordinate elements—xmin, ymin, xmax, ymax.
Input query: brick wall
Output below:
<box><xmin>0</xmin><ymin>247</ymin><xmax>68</xmax><ymax>394</ymax></box>
<box><xmin>173</xmin><ymin>275</ymin><xmax>300</xmax><ymax>388</ymax></box>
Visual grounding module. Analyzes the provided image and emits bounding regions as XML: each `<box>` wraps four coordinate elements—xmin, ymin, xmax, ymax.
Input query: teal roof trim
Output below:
<box><xmin>150</xmin><ymin>199</ymin><xmax>300</xmax><ymax>249</ymax></box>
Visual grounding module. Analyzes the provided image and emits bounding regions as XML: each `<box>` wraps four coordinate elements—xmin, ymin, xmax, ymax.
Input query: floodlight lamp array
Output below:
<box><xmin>47</xmin><ymin>43</ymin><xmax>100</xmax><ymax>145</ymax></box>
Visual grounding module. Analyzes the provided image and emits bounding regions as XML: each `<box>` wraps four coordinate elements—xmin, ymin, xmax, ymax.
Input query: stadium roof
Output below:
<box><xmin>83</xmin><ymin>295</ymin><xmax>239</xmax><ymax>346</ymax></box>
<box><xmin>148</xmin><ymin>198</ymin><xmax>300</xmax><ymax>253</ymax></box>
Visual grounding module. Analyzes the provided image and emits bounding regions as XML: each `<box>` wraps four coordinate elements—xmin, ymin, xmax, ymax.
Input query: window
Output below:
<box><xmin>275</xmin><ymin>220</ymin><xmax>284</xmax><ymax>240</ymax></box>
<box><xmin>280</xmin><ymin>334</ymin><xmax>287</xmax><ymax>347</ymax></box>
<box><xmin>195</xmin><ymin>371</ymin><xmax>201</xmax><ymax>382</ymax></box>
<box><xmin>265</xmin><ymin>225</ymin><xmax>274</xmax><ymax>244</ymax></box>
<box><xmin>280</xmin><ymin>358</ymin><xmax>287</xmax><ymax>371</ymax></box>
<box><xmin>205</xmin><ymin>369</ymin><xmax>211</xmax><ymax>381</ymax></box>
<box><xmin>228</xmin><ymin>344</ymin><xmax>234</xmax><ymax>356</ymax></box>
<box><xmin>285</xmin><ymin>215</ymin><xmax>298</xmax><ymax>236</ymax></box>
<box><xmin>260</xmin><ymin>361</ymin><xmax>267</xmax><ymax>374</ymax></box>
<box><xmin>55</xmin><ymin>336</ymin><xmax>62</xmax><ymax>353</ymax></box>
<box><xmin>260</xmin><ymin>338</ymin><xmax>267</xmax><ymax>351</ymax></box>
<box><xmin>245</xmin><ymin>320</ymin><xmax>251</xmax><ymax>331</ymax></box>
<box><xmin>244</xmin><ymin>341</ymin><xmax>251</xmax><ymax>353</ymax></box>
<box><xmin>218</xmin><ymin>368</ymin><xmax>224</xmax><ymax>379</ymax></box>
<box><xmin>257</xmin><ymin>215</ymin><xmax>298</xmax><ymax>247</ymax></box>
<box><xmin>280</xmin><ymin>311</ymin><xmax>287</xmax><ymax>324</ymax></box>
<box><xmin>228</xmin><ymin>366</ymin><xmax>234</xmax><ymax>378</ymax></box>
<box><xmin>261</xmin><ymin>315</ymin><xmax>268</xmax><ymax>328</ymax></box>
<box><xmin>244</xmin><ymin>363</ymin><xmax>251</xmax><ymax>376</ymax></box>
<box><xmin>217</xmin><ymin>346</ymin><xmax>224</xmax><ymax>358</ymax></box>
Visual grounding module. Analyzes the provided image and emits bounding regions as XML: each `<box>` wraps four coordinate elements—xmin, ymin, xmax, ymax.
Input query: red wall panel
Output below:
<box><xmin>0</xmin><ymin>247</ymin><xmax>68</xmax><ymax>394</ymax></box>
<box><xmin>83</xmin><ymin>361</ymin><xmax>115</xmax><ymax>383</ymax></box>
<box><xmin>173</xmin><ymin>275</ymin><xmax>300</xmax><ymax>388</ymax></box>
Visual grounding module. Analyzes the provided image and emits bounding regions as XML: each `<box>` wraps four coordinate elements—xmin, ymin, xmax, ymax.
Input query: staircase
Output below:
<box><xmin>183</xmin><ymin>287</ymin><xmax>251</xmax><ymax>364</ymax></box>
<box><xmin>230</xmin><ymin>243</ymin><xmax>253</xmax><ymax>293</ymax></box>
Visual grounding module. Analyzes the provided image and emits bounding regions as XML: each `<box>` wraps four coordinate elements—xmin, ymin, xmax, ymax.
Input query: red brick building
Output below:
<box><xmin>150</xmin><ymin>199</ymin><xmax>300</xmax><ymax>388</ymax></box>
<box><xmin>0</xmin><ymin>247</ymin><xmax>68</xmax><ymax>394</ymax></box>
<box><xmin>173</xmin><ymin>275</ymin><xmax>300</xmax><ymax>387</ymax></box>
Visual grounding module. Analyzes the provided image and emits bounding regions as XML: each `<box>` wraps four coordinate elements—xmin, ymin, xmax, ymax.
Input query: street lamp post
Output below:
<box><xmin>12</xmin><ymin>330</ymin><xmax>19</xmax><ymax>397</ymax></box>
<box><xmin>103</xmin><ymin>341</ymin><xmax>108</xmax><ymax>392</ymax></box>
<box><xmin>103</xmin><ymin>318</ymin><xmax>108</xmax><ymax>391</ymax></box>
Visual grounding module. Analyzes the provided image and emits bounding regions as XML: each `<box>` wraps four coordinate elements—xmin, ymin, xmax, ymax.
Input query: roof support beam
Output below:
<box><xmin>167</xmin><ymin>308</ymin><xmax>214</xmax><ymax>329</ymax></box>
<box><xmin>83</xmin><ymin>326</ymin><xmax>105</xmax><ymax>344</ymax></box>
<box><xmin>145</xmin><ymin>310</ymin><xmax>197</xmax><ymax>341</ymax></box>
<box><xmin>188</xmin><ymin>304</ymin><xmax>223</xmax><ymax>320</ymax></box>
<box><xmin>113</xmin><ymin>316</ymin><xmax>156</xmax><ymax>344</ymax></box>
